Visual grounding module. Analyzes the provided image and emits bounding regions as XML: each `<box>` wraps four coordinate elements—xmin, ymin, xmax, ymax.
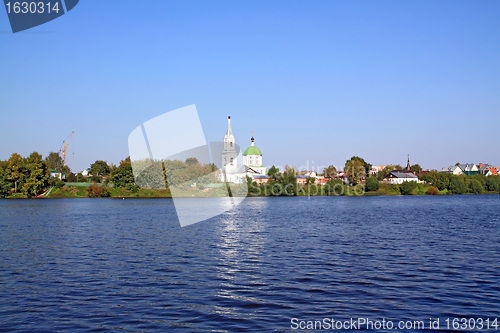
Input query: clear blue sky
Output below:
<box><xmin>1</xmin><ymin>0</ymin><xmax>499</xmax><ymax>172</ymax></box>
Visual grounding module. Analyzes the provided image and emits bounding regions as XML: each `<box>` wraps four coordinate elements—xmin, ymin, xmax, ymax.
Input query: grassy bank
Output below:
<box><xmin>3</xmin><ymin>183</ymin><xmax>499</xmax><ymax>199</ymax></box>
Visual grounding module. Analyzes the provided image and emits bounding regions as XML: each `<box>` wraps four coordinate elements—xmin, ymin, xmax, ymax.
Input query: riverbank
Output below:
<box><xmin>2</xmin><ymin>182</ymin><xmax>498</xmax><ymax>198</ymax></box>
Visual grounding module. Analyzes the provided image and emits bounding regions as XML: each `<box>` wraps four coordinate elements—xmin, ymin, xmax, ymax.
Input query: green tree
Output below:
<box><xmin>344</xmin><ymin>156</ymin><xmax>367</xmax><ymax>185</ymax></box>
<box><xmin>45</xmin><ymin>152</ymin><xmax>64</xmax><ymax>171</ymax></box>
<box><xmin>468</xmin><ymin>179</ymin><xmax>483</xmax><ymax>194</ymax></box>
<box><xmin>136</xmin><ymin>161</ymin><xmax>167</xmax><ymax>189</ymax></box>
<box><xmin>485</xmin><ymin>176</ymin><xmax>500</xmax><ymax>192</ymax></box>
<box><xmin>419</xmin><ymin>171</ymin><xmax>451</xmax><ymax>191</ymax></box>
<box><xmin>90</xmin><ymin>160</ymin><xmax>111</xmax><ymax>176</ymax></box>
<box><xmin>450</xmin><ymin>177</ymin><xmax>466</xmax><ymax>194</ymax></box>
<box><xmin>411</xmin><ymin>164</ymin><xmax>422</xmax><ymax>174</ymax></box>
<box><xmin>324</xmin><ymin>178</ymin><xmax>344</xmax><ymax>196</ymax></box>
<box><xmin>66</xmin><ymin>173</ymin><xmax>77</xmax><ymax>182</ymax></box>
<box><xmin>365</xmin><ymin>176</ymin><xmax>380</xmax><ymax>192</ymax></box>
<box><xmin>0</xmin><ymin>160</ymin><xmax>12</xmax><ymax>197</ymax></box>
<box><xmin>185</xmin><ymin>157</ymin><xmax>199</xmax><ymax>166</ymax></box>
<box><xmin>267</xmin><ymin>165</ymin><xmax>280</xmax><ymax>179</ymax></box>
<box><xmin>266</xmin><ymin>166</ymin><xmax>297</xmax><ymax>196</ymax></box>
<box><xmin>323</xmin><ymin>165</ymin><xmax>337</xmax><ymax>177</ymax></box>
<box><xmin>6</xmin><ymin>153</ymin><xmax>25</xmax><ymax>193</ymax></box>
<box><xmin>400</xmin><ymin>181</ymin><xmax>417</xmax><ymax>195</ymax></box>
<box><xmin>246</xmin><ymin>176</ymin><xmax>259</xmax><ymax>194</ymax></box>
<box><xmin>22</xmin><ymin>152</ymin><xmax>49</xmax><ymax>197</ymax></box>
<box><xmin>111</xmin><ymin>157</ymin><xmax>137</xmax><ymax>189</ymax></box>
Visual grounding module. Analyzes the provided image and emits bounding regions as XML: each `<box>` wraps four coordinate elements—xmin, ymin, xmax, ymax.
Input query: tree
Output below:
<box><xmin>87</xmin><ymin>183</ymin><xmax>110</xmax><ymax>197</ymax></box>
<box><xmin>90</xmin><ymin>160</ymin><xmax>110</xmax><ymax>176</ymax></box>
<box><xmin>0</xmin><ymin>160</ymin><xmax>12</xmax><ymax>198</ymax></box>
<box><xmin>45</xmin><ymin>152</ymin><xmax>64</xmax><ymax>171</ymax></box>
<box><xmin>22</xmin><ymin>152</ymin><xmax>49</xmax><ymax>197</ymax></box>
<box><xmin>135</xmin><ymin>161</ymin><xmax>167</xmax><ymax>189</ymax></box>
<box><xmin>67</xmin><ymin>173</ymin><xmax>77</xmax><ymax>182</ymax></box>
<box><xmin>400</xmin><ymin>181</ymin><xmax>417</xmax><ymax>195</ymax></box>
<box><xmin>419</xmin><ymin>171</ymin><xmax>451</xmax><ymax>191</ymax></box>
<box><xmin>425</xmin><ymin>186</ymin><xmax>440</xmax><ymax>195</ymax></box>
<box><xmin>246</xmin><ymin>176</ymin><xmax>259</xmax><ymax>194</ymax></box>
<box><xmin>323</xmin><ymin>165</ymin><xmax>337</xmax><ymax>177</ymax></box>
<box><xmin>450</xmin><ymin>177</ymin><xmax>466</xmax><ymax>194</ymax></box>
<box><xmin>185</xmin><ymin>157</ymin><xmax>199</xmax><ymax>166</ymax></box>
<box><xmin>6</xmin><ymin>153</ymin><xmax>25</xmax><ymax>193</ymax></box>
<box><xmin>111</xmin><ymin>157</ymin><xmax>137</xmax><ymax>189</ymax></box>
<box><xmin>324</xmin><ymin>178</ymin><xmax>344</xmax><ymax>196</ymax></box>
<box><xmin>344</xmin><ymin>156</ymin><xmax>366</xmax><ymax>185</ymax></box>
<box><xmin>267</xmin><ymin>165</ymin><xmax>279</xmax><ymax>179</ymax></box>
<box><xmin>486</xmin><ymin>176</ymin><xmax>500</xmax><ymax>192</ymax></box>
<box><xmin>411</xmin><ymin>164</ymin><xmax>422</xmax><ymax>174</ymax></box>
<box><xmin>265</xmin><ymin>165</ymin><xmax>297</xmax><ymax>196</ymax></box>
<box><xmin>365</xmin><ymin>176</ymin><xmax>380</xmax><ymax>192</ymax></box>
<box><xmin>469</xmin><ymin>179</ymin><xmax>483</xmax><ymax>194</ymax></box>
<box><xmin>76</xmin><ymin>172</ymin><xmax>87</xmax><ymax>182</ymax></box>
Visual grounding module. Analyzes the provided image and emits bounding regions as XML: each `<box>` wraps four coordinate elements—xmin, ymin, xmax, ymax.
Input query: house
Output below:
<box><xmin>252</xmin><ymin>174</ymin><xmax>269</xmax><ymax>185</ymax></box>
<box><xmin>441</xmin><ymin>165</ymin><xmax>463</xmax><ymax>175</ymax></box>
<box><xmin>370</xmin><ymin>165</ymin><xmax>385</xmax><ymax>175</ymax></box>
<box><xmin>49</xmin><ymin>169</ymin><xmax>63</xmax><ymax>180</ymax></box>
<box><xmin>81</xmin><ymin>169</ymin><xmax>90</xmax><ymax>177</ymax></box>
<box><xmin>382</xmin><ymin>171</ymin><xmax>420</xmax><ymax>184</ymax></box>
<box><xmin>381</xmin><ymin>155</ymin><xmax>421</xmax><ymax>184</ymax></box>
<box><xmin>478</xmin><ymin>163</ymin><xmax>498</xmax><ymax>175</ymax></box>
<box><xmin>458</xmin><ymin>163</ymin><xmax>479</xmax><ymax>175</ymax></box>
<box><xmin>296</xmin><ymin>175</ymin><xmax>310</xmax><ymax>185</ymax></box>
<box><xmin>314</xmin><ymin>176</ymin><xmax>329</xmax><ymax>185</ymax></box>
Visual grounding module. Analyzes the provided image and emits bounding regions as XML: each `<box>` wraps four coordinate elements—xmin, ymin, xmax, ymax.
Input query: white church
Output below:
<box><xmin>221</xmin><ymin>116</ymin><xmax>266</xmax><ymax>183</ymax></box>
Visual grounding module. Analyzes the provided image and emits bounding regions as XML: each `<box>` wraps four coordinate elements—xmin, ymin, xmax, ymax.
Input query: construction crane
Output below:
<box><xmin>61</xmin><ymin>131</ymin><xmax>74</xmax><ymax>166</ymax></box>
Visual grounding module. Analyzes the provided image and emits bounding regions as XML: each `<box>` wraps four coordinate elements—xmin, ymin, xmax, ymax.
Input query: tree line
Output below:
<box><xmin>0</xmin><ymin>152</ymin><xmax>139</xmax><ymax>198</ymax></box>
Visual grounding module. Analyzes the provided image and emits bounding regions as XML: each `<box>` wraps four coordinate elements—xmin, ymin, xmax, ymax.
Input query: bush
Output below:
<box><xmin>399</xmin><ymin>181</ymin><xmax>417</xmax><ymax>195</ymax></box>
<box><xmin>48</xmin><ymin>177</ymin><xmax>59</xmax><ymax>187</ymax></box>
<box><xmin>55</xmin><ymin>179</ymin><xmax>65</xmax><ymax>189</ymax></box>
<box><xmin>324</xmin><ymin>179</ymin><xmax>345</xmax><ymax>196</ymax></box>
<box><xmin>90</xmin><ymin>175</ymin><xmax>102</xmax><ymax>183</ymax></box>
<box><xmin>86</xmin><ymin>183</ymin><xmax>110</xmax><ymax>197</ymax></box>
<box><xmin>469</xmin><ymin>179</ymin><xmax>484</xmax><ymax>194</ymax></box>
<box><xmin>66</xmin><ymin>173</ymin><xmax>77</xmax><ymax>182</ymax></box>
<box><xmin>425</xmin><ymin>186</ymin><xmax>440</xmax><ymax>195</ymax></box>
<box><xmin>486</xmin><ymin>177</ymin><xmax>500</xmax><ymax>192</ymax></box>
<box><xmin>450</xmin><ymin>177</ymin><xmax>466</xmax><ymax>194</ymax></box>
<box><xmin>365</xmin><ymin>176</ymin><xmax>380</xmax><ymax>192</ymax></box>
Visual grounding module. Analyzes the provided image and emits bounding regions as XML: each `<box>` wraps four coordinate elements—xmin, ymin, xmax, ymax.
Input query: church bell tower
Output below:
<box><xmin>222</xmin><ymin>116</ymin><xmax>237</xmax><ymax>170</ymax></box>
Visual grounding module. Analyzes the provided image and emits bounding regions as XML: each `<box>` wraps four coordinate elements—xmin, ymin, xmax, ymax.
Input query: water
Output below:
<box><xmin>0</xmin><ymin>196</ymin><xmax>499</xmax><ymax>332</ymax></box>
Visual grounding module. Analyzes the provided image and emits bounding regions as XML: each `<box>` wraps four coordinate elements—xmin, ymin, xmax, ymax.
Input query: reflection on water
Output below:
<box><xmin>0</xmin><ymin>196</ymin><xmax>499</xmax><ymax>331</ymax></box>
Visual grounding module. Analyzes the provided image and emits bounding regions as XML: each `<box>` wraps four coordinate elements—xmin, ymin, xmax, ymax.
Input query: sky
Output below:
<box><xmin>1</xmin><ymin>0</ymin><xmax>499</xmax><ymax>172</ymax></box>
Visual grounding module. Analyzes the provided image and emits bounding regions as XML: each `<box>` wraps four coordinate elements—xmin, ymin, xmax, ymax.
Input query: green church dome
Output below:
<box><xmin>243</xmin><ymin>146</ymin><xmax>262</xmax><ymax>155</ymax></box>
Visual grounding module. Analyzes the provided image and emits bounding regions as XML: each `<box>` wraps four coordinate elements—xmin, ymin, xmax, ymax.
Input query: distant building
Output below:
<box><xmin>478</xmin><ymin>163</ymin><xmax>498</xmax><ymax>175</ymax></box>
<box><xmin>370</xmin><ymin>165</ymin><xmax>385</xmax><ymax>175</ymax></box>
<box><xmin>314</xmin><ymin>176</ymin><xmax>329</xmax><ymax>185</ymax></box>
<box><xmin>382</xmin><ymin>171</ymin><xmax>420</xmax><ymax>184</ymax></box>
<box><xmin>296</xmin><ymin>175</ymin><xmax>309</xmax><ymax>185</ymax></box>
<box><xmin>221</xmin><ymin>116</ymin><xmax>267</xmax><ymax>183</ymax></box>
<box><xmin>458</xmin><ymin>163</ymin><xmax>479</xmax><ymax>175</ymax></box>
<box><xmin>49</xmin><ymin>169</ymin><xmax>63</xmax><ymax>180</ymax></box>
<box><xmin>252</xmin><ymin>174</ymin><xmax>269</xmax><ymax>185</ymax></box>
<box><xmin>243</xmin><ymin>133</ymin><xmax>266</xmax><ymax>175</ymax></box>
<box><xmin>382</xmin><ymin>155</ymin><xmax>421</xmax><ymax>184</ymax></box>
<box><xmin>441</xmin><ymin>165</ymin><xmax>463</xmax><ymax>175</ymax></box>
<box><xmin>222</xmin><ymin>116</ymin><xmax>239</xmax><ymax>182</ymax></box>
